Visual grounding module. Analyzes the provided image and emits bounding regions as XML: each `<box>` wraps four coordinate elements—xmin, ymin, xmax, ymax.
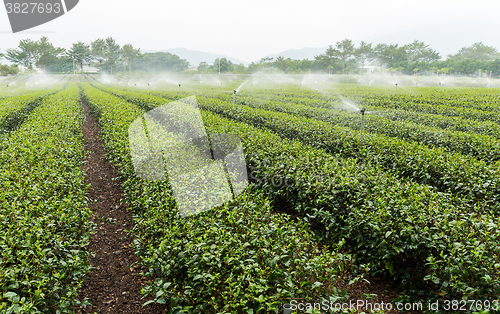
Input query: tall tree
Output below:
<box><xmin>355</xmin><ymin>41</ymin><xmax>375</xmax><ymax>73</ymax></box>
<box><xmin>332</xmin><ymin>39</ymin><xmax>355</xmax><ymax>74</ymax></box>
<box><xmin>121</xmin><ymin>44</ymin><xmax>141</xmax><ymax>74</ymax></box>
<box><xmin>274</xmin><ymin>56</ymin><xmax>289</xmax><ymax>72</ymax></box>
<box><xmin>404</xmin><ymin>40</ymin><xmax>440</xmax><ymax>63</ymax></box>
<box><xmin>5</xmin><ymin>39</ymin><xmax>38</xmax><ymax>72</ymax></box>
<box><xmin>197</xmin><ymin>61</ymin><xmax>209</xmax><ymax>72</ymax></box>
<box><xmin>0</xmin><ymin>64</ymin><xmax>20</xmax><ymax>76</ymax></box>
<box><xmin>36</xmin><ymin>37</ymin><xmax>65</xmax><ymax>72</ymax></box>
<box><xmin>91</xmin><ymin>38</ymin><xmax>106</xmax><ymax>74</ymax></box>
<box><xmin>133</xmin><ymin>52</ymin><xmax>189</xmax><ymax>72</ymax></box>
<box><xmin>67</xmin><ymin>41</ymin><xmax>92</xmax><ymax>74</ymax></box>
<box><xmin>213</xmin><ymin>58</ymin><xmax>233</xmax><ymax>73</ymax></box>
<box><xmin>105</xmin><ymin>37</ymin><xmax>120</xmax><ymax>75</ymax></box>
<box><xmin>315</xmin><ymin>46</ymin><xmax>336</xmax><ymax>74</ymax></box>
<box><xmin>374</xmin><ymin>43</ymin><xmax>407</xmax><ymax>68</ymax></box>
<box><xmin>450</xmin><ymin>42</ymin><xmax>499</xmax><ymax>61</ymax></box>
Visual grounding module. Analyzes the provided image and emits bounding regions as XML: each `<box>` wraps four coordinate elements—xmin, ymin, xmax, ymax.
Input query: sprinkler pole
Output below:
<box><xmin>394</xmin><ymin>83</ymin><xmax>398</xmax><ymax>96</ymax></box>
<box><xmin>178</xmin><ymin>84</ymin><xmax>181</xmax><ymax>95</ymax></box>
<box><xmin>360</xmin><ymin>108</ymin><xmax>366</xmax><ymax>140</ymax></box>
<box><xmin>233</xmin><ymin>90</ymin><xmax>237</xmax><ymax>106</ymax></box>
<box><xmin>283</xmin><ymin>304</ymin><xmax>292</xmax><ymax>314</ymax></box>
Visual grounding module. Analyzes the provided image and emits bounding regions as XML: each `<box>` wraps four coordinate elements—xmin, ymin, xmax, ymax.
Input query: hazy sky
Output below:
<box><xmin>1</xmin><ymin>0</ymin><xmax>500</xmax><ymax>62</ymax></box>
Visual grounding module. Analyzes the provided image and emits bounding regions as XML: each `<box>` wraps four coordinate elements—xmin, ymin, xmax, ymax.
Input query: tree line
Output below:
<box><xmin>2</xmin><ymin>37</ymin><xmax>500</xmax><ymax>76</ymax></box>
<box><xmin>0</xmin><ymin>37</ymin><xmax>189</xmax><ymax>74</ymax></box>
<box><xmin>241</xmin><ymin>40</ymin><xmax>500</xmax><ymax>76</ymax></box>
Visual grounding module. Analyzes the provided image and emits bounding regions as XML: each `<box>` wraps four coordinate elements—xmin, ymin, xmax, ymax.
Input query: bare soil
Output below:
<box><xmin>77</xmin><ymin>99</ymin><xmax>166</xmax><ymax>314</ymax></box>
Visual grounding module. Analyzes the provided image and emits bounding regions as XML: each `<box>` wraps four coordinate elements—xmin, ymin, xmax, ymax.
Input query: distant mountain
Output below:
<box><xmin>262</xmin><ymin>47</ymin><xmax>328</xmax><ymax>61</ymax></box>
<box><xmin>143</xmin><ymin>48</ymin><xmax>249</xmax><ymax>67</ymax></box>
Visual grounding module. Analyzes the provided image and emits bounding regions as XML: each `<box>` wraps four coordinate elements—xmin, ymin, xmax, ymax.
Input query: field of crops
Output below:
<box><xmin>1</xmin><ymin>74</ymin><xmax>500</xmax><ymax>313</ymax></box>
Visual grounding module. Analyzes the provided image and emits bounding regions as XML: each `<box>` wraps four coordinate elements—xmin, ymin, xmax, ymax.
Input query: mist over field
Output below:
<box><xmin>3</xmin><ymin>0</ymin><xmax>500</xmax><ymax>313</ymax></box>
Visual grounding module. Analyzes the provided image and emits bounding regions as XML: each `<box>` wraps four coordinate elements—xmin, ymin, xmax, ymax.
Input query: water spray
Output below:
<box><xmin>360</xmin><ymin>108</ymin><xmax>366</xmax><ymax>140</ymax></box>
<box><xmin>233</xmin><ymin>89</ymin><xmax>237</xmax><ymax>106</ymax></box>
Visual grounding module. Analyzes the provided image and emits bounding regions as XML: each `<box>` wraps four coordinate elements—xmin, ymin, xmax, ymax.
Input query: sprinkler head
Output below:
<box><xmin>395</xmin><ymin>83</ymin><xmax>398</xmax><ymax>86</ymax></box>
<box><xmin>178</xmin><ymin>84</ymin><xmax>181</xmax><ymax>87</ymax></box>
<box><xmin>360</xmin><ymin>108</ymin><xmax>366</xmax><ymax>115</ymax></box>
<box><xmin>233</xmin><ymin>89</ymin><xmax>237</xmax><ymax>94</ymax></box>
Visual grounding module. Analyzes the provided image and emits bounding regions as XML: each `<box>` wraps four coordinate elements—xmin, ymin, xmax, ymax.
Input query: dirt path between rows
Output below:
<box><xmin>77</xmin><ymin>99</ymin><xmax>166</xmax><ymax>314</ymax></box>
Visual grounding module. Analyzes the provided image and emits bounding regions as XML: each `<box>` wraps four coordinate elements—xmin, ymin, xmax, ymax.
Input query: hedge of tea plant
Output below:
<box><xmin>0</xmin><ymin>84</ymin><xmax>92</xmax><ymax>313</ymax></box>
<box><xmin>96</xmin><ymin>84</ymin><xmax>500</xmax><ymax>213</ymax></box>
<box><xmin>199</xmin><ymin>109</ymin><xmax>500</xmax><ymax>300</ymax></box>
<box><xmin>169</xmin><ymin>83</ymin><xmax>500</xmax><ymax>141</ymax></box>
<box><xmin>227</xmin><ymin>94</ymin><xmax>500</xmax><ymax>162</ymax></box>
<box><xmin>0</xmin><ymin>88</ymin><xmax>61</xmax><ymax>135</ymax></box>
<box><xmin>357</xmin><ymin>93</ymin><xmax>500</xmax><ymax>125</ymax></box>
<box><xmin>227</xmin><ymin>84</ymin><xmax>500</xmax><ymax>140</ymax></box>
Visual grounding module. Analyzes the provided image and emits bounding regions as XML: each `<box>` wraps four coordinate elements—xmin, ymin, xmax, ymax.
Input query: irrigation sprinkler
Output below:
<box><xmin>360</xmin><ymin>108</ymin><xmax>366</xmax><ymax>140</ymax></box>
<box><xmin>283</xmin><ymin>304</ymin><xmax>292</xmax><ymax>314</ymax></box>
<box><xmin>178</xmin><ymin>84</ymin><xmax>181</xmax><ymax>95</ymax></box>
<box><xmin>147</xmin><ymin>83</ymin><xmax>150</xmax><ymax>88</ymax></box>
<box><xmin>233</xmin><ymin>89</ymin><xmax>237</xmax><ymax>106</ymax></box>
<box><xmin>394</xmin><ymin>83</ymin><xmax>398</xmax><ymax>96</ymax></box>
